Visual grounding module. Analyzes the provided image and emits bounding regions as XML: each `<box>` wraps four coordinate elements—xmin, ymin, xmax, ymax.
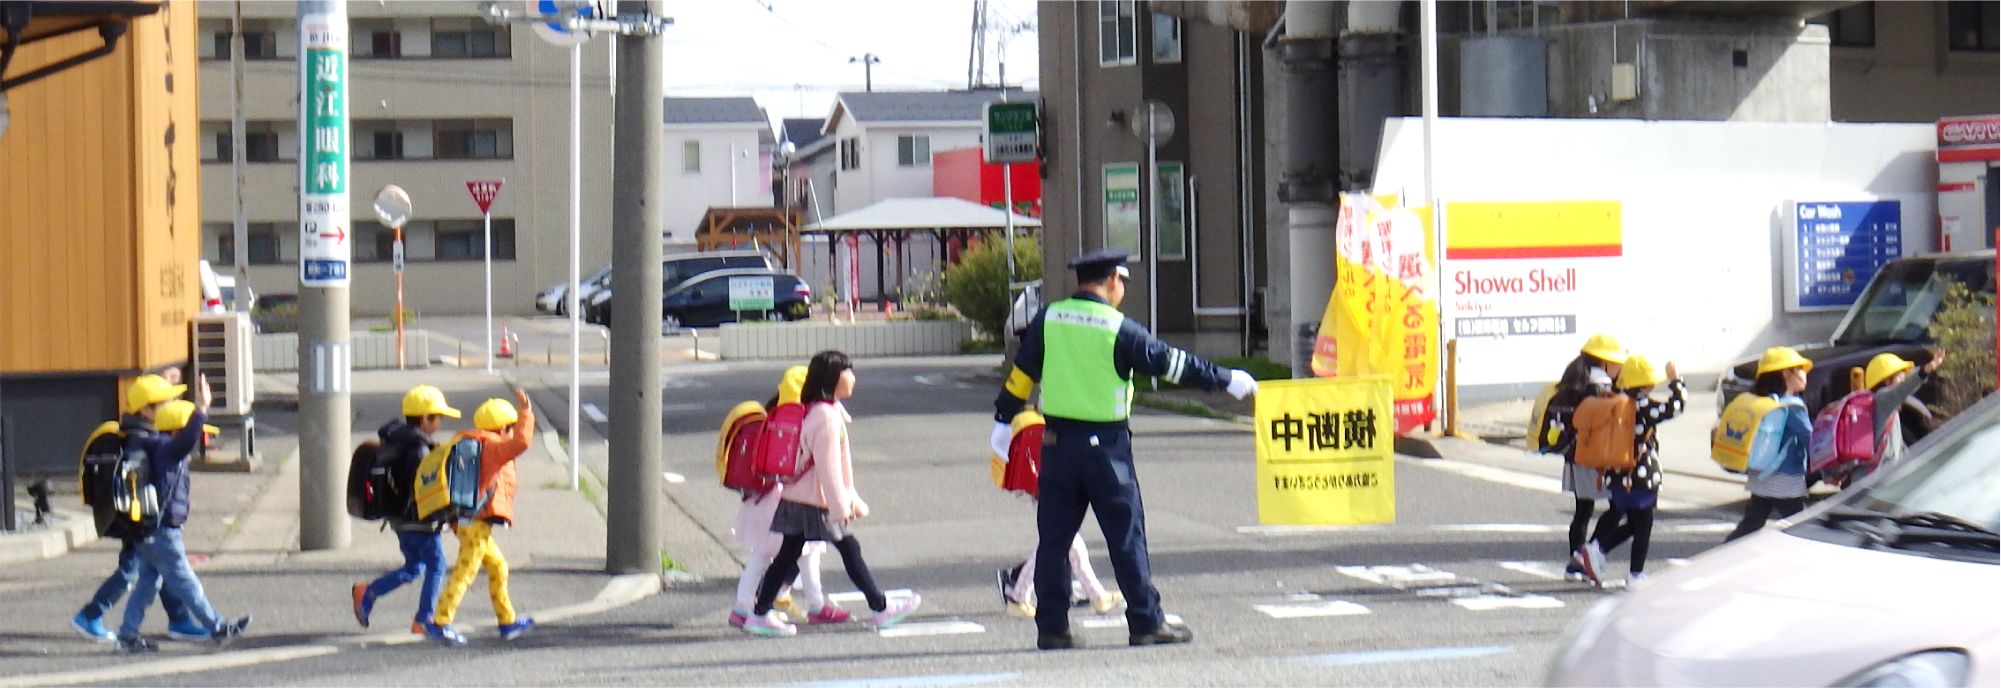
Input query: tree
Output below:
<box><xmin>1924</xmin><ymin>278</ymin><xmax>1998</xmax><ymax>419</ymax></box>
<box><xmin>943</xmin><ymin>236</ymin><xmax>1041</xmax><ymax>342</ymax></box>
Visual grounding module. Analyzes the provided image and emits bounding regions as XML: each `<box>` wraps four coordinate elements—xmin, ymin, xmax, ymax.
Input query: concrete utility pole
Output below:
<box><xmin>1278</xmin><ymin>1</ymin><xmax>1339</xmax><ymax>376</ymax></box>
<box><xmin>850</xmin><ymin>53</ymin><xmax>880</xmax><ymax>93</ymax></box>
<box><xmin>230</xmin><ymin>1</ymin><xmax>250</xmax><ymax>309</ymax></box>
<box><xmin>607</xmin><ymin>0</ymin><xmax>666</xmax><ymax>574</ymax></box>
<box><xmin>296</xmin><ymin>0</ymin><xmax>352</xmax><ymax>551</ymax></box>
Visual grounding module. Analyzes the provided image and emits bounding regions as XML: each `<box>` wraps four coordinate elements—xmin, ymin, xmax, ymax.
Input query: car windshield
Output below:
<box><xmin>1832</xmin><ymin>260</ymin><xmax>1995</xmax><ymax>345</ymax></box>
<box><xmin>1833</xmin><ymin>397</ymin><xmax>1999</xmax><ymax>533</ymax></box>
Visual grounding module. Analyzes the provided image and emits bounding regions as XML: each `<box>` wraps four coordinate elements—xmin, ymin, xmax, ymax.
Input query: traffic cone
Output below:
<box><xmin>497</xmin><ymin>325</ymin><xmax>515</xmax><ymax>359</ymax></box>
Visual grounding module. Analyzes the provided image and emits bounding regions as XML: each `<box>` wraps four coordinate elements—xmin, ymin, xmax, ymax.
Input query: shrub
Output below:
<box><xmin>1924</xmin><ymin>278</ymin><xmax>1997</xmax><ymax>419</ymax></box>
<box><xmin>943</xmin><ymin>236</ymin><xmax>1041</xmax><ymax>341</ymax></box>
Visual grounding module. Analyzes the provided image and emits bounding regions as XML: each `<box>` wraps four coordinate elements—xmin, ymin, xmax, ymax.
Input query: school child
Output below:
<box><xmin>1000</xmin><ymin>534</ymin><xmax>1122</xmax><ymax>618</ymax></box>
<box><xmin>1540</xmin><ymin>334</ymin><xmax>1625</xmax><ymax>579</ymax></box>
<box><xmin>431</xmin><ymin>389</ymin><xmax>537</xmax><ymax>641</ymax></box>
<box><xmin>730</xmin><ymin>366</ymin><xmax>839</xmax><ymax>628</ymax></box>
<box><xmin>1864</xmin><ymin>352</ymin><xmax>1944</xmax><ymax>467</ymax></box>
<box><xmin>351</xmin><ymin>385</ymin><xmax>467</xmax><ymax>646</ymax></box>
<box><xmin>987</xmin><ymin>415</ymin><xmax>1122</xmax><ymax>618</ymax></box>
<box><xmin>1724</xmin><ymin>347</ymin><xmax>1816</xmax><ymax>542</ymax></box>
<box><xmin>114</xmin><ymin>377</ymin><xmax>253</xmax><ymax>653</ymax></box>
<box><xmin>72</xmin><ymin>374</ymin><xmax>200</xmax><ymax>644</ymax></box>
<box><xmin>1577</xmin><ymin>356</ymin><xmax>1684</xmax><ymax>587</ymax></box>
<box><xmin>744</xmin><ymin>351</ymin><xmax>922</xmax><ymax>637</ymax></box>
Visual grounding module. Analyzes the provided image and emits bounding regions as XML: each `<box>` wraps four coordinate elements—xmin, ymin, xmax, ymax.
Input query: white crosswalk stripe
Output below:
<box><xmin>1336</xmin><ymin>564</ymin><xmax>1564</xmax><ymax>611</ymax></box>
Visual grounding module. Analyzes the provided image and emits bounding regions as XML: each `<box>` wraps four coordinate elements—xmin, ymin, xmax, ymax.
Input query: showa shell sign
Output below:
<box><xmin>1439</xmin><ymin>201</ymin><xmax>1624</xmax><ymax>386</ymax></box>
<box><xmin>1312</xmin><ymin>194</ymin><xmax>1437</xmax><ymax>435</ymax></box>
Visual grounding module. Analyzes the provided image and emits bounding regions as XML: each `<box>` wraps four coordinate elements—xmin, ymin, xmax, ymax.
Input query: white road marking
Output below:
<box><xmin>1498</xmin><ymin>561</ymin><xmax>1569</xmax><ymax>580</ymax></box>
<box><xmin>1254</xmin><ymin>600</ymin><xmax>1373</xmax><ymax>619</ymax></box>
<box><xmin>827</xmin><ymin>588</ymin><xmax>915</xmax><ymax>605</ymax></box>
<box><xmin>1450</xmin><ymin>593</ymin><xmax>1565</xmax><ymax>611</ymax></box>
<box><xmin>0</xmin><ymin>646</ymin><xmax>342</xmax><ymax>688</ymax></box>
<box><xmin>662</xmin><ymin>472</ymin><xmax>686</xmax><ymax>484</ymax></box>
<box><xmin>1433</xmin><ymin>523</ymin><xmax>1560</xmax><ymax>534</ymax></box>
<box><xmin>661</xmin><ymin>402</ymin><xmax>708</xmax><ymax>412</ymax></box>
<box><xmin>878</xmin><ymin>621</ymin><xmax>986</xmax><ymax>639</ymax></box>
<box><xmin>1337</xmin><ymin>564</ymin><xmax>1564</xmax><ymax>611</ymax></box>
<box><xmin>1292</xmin><ymin>645</ymin><xmax>1512</xmax><ymax>666</ymax></box>
<box><xmin>1076</xmin><ymin>617</ymin><xmax>1128</xmax><ymax>629</ymax></box>
<box><xmin>1411</xmin><ymin>458</ymin><xmax>1697</xmax><ymax>509</ymax></box>
<box><xmin>1667</xmin><ymin>522</ymin><xmax>1736</xmax><ymax>534</ymax></box>
<box><xmin>793</xmin><ymin>672</ymin><xmax>1020</xmax><ymax>688</ymax></box>
<box><xmin>582</xmin><ymin>403</ymin><xmax>608</xmax><ymax>423</ymax></box>
<box><xmin>1335</xmin><ymin>564</ymin><xmax>1459</xmax><ymax>586</ymax></box>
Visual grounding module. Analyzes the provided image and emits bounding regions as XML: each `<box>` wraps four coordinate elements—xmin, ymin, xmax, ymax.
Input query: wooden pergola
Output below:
<box><xmin>695</xmin><ymin>207</ymin><xmax>803</xmax><ymax>269</ymax></box>
<box><xmin>801</xmin><ymin>197</ymin><xmax>1042</xmax><ymax>305</ymax></box>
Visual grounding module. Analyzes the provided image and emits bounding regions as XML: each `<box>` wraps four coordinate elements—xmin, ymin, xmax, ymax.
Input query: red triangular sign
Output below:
<box><xmin>467</xmin><ymin>180</ymin><xmax>503</xmax><ymax>215</ymax></box>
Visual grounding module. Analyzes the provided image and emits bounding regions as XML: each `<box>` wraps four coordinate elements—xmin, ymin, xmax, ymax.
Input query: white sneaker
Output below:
<box><xmin>1574</xmin><ymin>545</ymin><xmax>1604</xmax><ymax>586</ymax></box>
<box><xmin>741</xmin><ymin>611</ymin><xmax>797</xmax><ymax>638</ymax></box>
<box><xmin>1091</xmin><ymin>591</ymin><xmax>1126</xmax><ymax>615</ymax></box>
<box><xmin>872</xmin><ymin>593</ymin><xmax>922</xmax><ymax>630</ymax></box>
<box><xmin>1625</xmin><ymin>572</ymin><xmax>1648</xmax><ymax>588</ymax></box>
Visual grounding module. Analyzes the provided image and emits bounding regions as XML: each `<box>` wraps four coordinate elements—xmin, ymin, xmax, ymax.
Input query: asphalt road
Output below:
<box><xmin>23</xmin><ymin>355</ymin><xmax>1758</xmax><ymax>686</ymax></box>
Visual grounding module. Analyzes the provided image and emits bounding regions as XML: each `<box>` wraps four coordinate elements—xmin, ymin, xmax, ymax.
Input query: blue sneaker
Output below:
<box><xmin>498</xmin><ymin>617</ymin><xmax>536</xmax><ymax>640</ymax></box>
<box><xmin>423</xmin><ymin>622</ymin><xmax>468</xmax><ymax>647</ymax></box>
<box><xmin>166</xmin><ymin>619</ymin><xmax>213</xmax><ymax>642</ymax></box>
<box><xmin>71</xmin><ymin>612</ymin><xmax>114</xmax><ymax>643</ymax></box>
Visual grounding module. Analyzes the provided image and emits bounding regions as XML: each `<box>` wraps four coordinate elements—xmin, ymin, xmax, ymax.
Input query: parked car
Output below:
<box><xmin>251</xmin><ymin>293</ymin><xmax>299</xmax><ymax>333</ymax></box>
<box><xmin>1717</xmin><ymin>250</ymin><xmax>1996</xmax><ymax>417</ymax></box>
<box><xmin>661</xmin><ymin>268</ymin><xmax>811</xmax><ymax>329</ymax></box>
<box><xmin>535</xmin><ymin>282</ymin><xmax>566</xmax><ymax>314</ymax></box>
<box><xmin>1549</xmin><ymin>392</ymin><xmax>1999</xmax><ymax>687</ymax></box>
<box><xmin>198</xmin><ymin>260</ymin><xmax>224</xmax><ymax>313</ymax></box>
<box><xmin>582</xmin><ymin>250</ymin><xmax>777</xmax><ymax>326</ymax></box>
<box><xmin>565</xmin><ymin>264</ymin><xmax>614</xmax><ymax>316</ymax></box>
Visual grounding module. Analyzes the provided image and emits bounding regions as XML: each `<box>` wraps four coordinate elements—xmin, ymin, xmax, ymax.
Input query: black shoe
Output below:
<box><xmin>1130</xmin><ymin>620</ymin><xmax>1194</xmax><ymax>647</ymax></box>
<box><xmin>1037</xmin><ymin>633</ymin><xmax>1079</xmax><ymax>651</ymax></box>
<box><xmin>996</xmin><ymin>568</ymin><xmax>1014</xmax><ymax>604</ymax></box>
<box><xmin>211</xmin><ymin>615</ymin><xmax>252</xmax><ymax>648</ymax></box>
<box><xmin>115</xmin><ymin>635</ymin><xmax>159</xmax><ymax>654</ymax></box>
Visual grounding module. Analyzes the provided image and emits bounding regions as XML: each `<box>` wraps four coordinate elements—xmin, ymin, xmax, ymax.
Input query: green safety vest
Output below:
<box><xmin>1039</xmin><ymin>299</ymin><xmax>1133</xmax><ymax>423</ymax></box>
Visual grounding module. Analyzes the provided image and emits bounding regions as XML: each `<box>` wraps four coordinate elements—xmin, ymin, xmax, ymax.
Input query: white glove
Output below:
<box><xmin>1226</xmin><ymin>369</ymin><xmax>1259</xmax><ymax>400</ymax></box>
<box><xmin>990</xmin><ymin>421</ymin><xmax>1013</xmax><ymax>459</ymax></box>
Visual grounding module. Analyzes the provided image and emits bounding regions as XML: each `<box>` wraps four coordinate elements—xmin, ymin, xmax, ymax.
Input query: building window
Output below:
<box><xmin>840</xmin><ymin>138</ymin><xmax>862</xmax><ymax>171</ymax></box>
<box><xmin>433</xmin><ymin>219</ymin><xmax>517</xmax><ymax>261</ymax></box>
<box><xmin>1808</xmin><ymin>3</ymin><xmax>1874</xmax><ymax>48</ymax></box>
<box><xmin>1099</xmin><ymin>0</ymin><xmax>1138</xmax><ymax>66</ymax></box>
<box><xmin>1154</xmin><ymin>161</ymin><xmax>1186</xmax><ymax>260</ymax></box>
<box><xmin>247</xmin><ymin>223</ymin><xmax>283</xmax><ymax>265</ymax></box>
<box><xmin>431</xmin><ymin>18</ymin><xmax>511</xmax><ymax>58</ymax></box>
<box><xmin>1152</xmin><ymin>13</ymin><xmax>1182</xmax><ymax>63</ymax></box>
<box><xmin>353</xmin><ymin>121</ymin><xmax>406</xmax><ymax>161</ymax></box>
<box><xmin>207</xmin><ymin>223</ymin><xmax>233</xmax><ymax>265</ymax></box>
<box><xmin>682</xmin><ymin>140</ymin><xmax>701</xmax><ymax>173</ymax></box>
<box><xmin>353</xmin><ymin>19</ymin><xmax>402</xmax><ymax>58</ymax></box>
<box><xmin>207</xmin><ymin>127</ymin><xmax>229</xmax><ymax>163</ymax></box>
<box><xmin>1947</xmin><ymin>1</ymin><xmax>1998</xmax><ymax>52</ymax></box>
<box><xmin>433</xmin><ymin>119</ymin><xmax>513</xmax><ymax>159</ymax></box>
<box><xmin>352</xmin><ymin>222</ymin><xmax>395</xmax><ymax>262</ymax></box>
<box><xmin>896</xmin><ymin>135</ymin><xmax>930</xmax><ymax>167</ymax></box>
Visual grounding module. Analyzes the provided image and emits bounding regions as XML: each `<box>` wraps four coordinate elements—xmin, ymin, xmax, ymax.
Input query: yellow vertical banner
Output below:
<box><xmin>1312</xmin><ymin>195</ymin><xmax>1438</xmax><ymax>435</ymax></box>
<box><xmin>1252</xmin><ymin>377</ymin><xmax>1397</xmax><ymax>526</ymax></box>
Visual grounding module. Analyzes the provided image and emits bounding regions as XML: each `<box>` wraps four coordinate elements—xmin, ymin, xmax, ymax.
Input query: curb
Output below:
<box><xmin>0</xmin><ymin>508</ymin><xmax>99</xmax><ymax>566</ymax></box>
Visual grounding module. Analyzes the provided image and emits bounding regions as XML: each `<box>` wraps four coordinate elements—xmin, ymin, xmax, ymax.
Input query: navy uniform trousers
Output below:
<box><xmin>1035</xmin><ymin>422</ymin><xmax>1162</xmax><ymax>637</ymax></box>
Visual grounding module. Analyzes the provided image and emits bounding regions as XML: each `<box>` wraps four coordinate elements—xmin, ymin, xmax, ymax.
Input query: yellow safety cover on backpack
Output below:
<box><xmin>413</xmin><ymin>430</ymin><xmax>477</xmax><ymax>521</ymax></box>
<box><xmin>1526</xmin><ymin>383</ymin><xmax>1559</xmax><ymax>450</ymax></box>
<box><xmin>992</xmin><ymin>410</ymin><xmax>1046</xmax><ymax>489</ymax></box>
<box><xmin>1711</xmin><ymin>393</ymin><xmax>1782</xmax><ymax>473</ymax></box>
<box><xmin>78</xmin><ymin>421</ymin><xmax>121</xmax><ymax>499</ymax></box>
<box><xmin>718</xmin><ymin>401</ymin><xmax>766</xmax><ymax>485</ymax></box>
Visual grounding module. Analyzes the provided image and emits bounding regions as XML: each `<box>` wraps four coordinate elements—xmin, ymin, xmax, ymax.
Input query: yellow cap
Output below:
<box><xmin>402</xmin><ymin>385</ymin><xmax>462</xmax><ymax>418</ymax></box>
<box><xmin>126</xmin><ymin>375</ymin><xmax>187</xmax><ymax>413</ymax></box>
<box><xmin>776</xmin><ymin>366</ymin><xmax>809</xmax><ymax>405</ymax></box>
<box><xmin>1617</xmin><ymin>354</ymin><xmax>1664</xmax><ymax>389</ymax></box>
<box><xmin>1755</xmin><ymin>346</ymin><xmax>1814</xmax><ymax>376</ymax></box>
<box><xmin>474</xmin><ymin>399</ymin><xmax>519</xmax><ymax>430</ymax></box>
<box><xmin>1864</xmin><ymin>353</ymin><xmax>1915</xmax><ymax>390</ymax></box>
<box><xmin>1580</xmin><ymin>333</ymin><xmax>1628</xmax><ymax>365</ymax></box>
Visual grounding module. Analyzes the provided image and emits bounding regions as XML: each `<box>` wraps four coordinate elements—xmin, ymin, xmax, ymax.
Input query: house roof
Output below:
<box><xmin>664</xmin><ymin>97</ymin><xmax>769</xmax><ymax>126</ymax></box>
<box><xmin>780</xmin><ymin>118</ymin><xmax>825</xmax><ymax>150</ymax></box>
<box><xmin>802</xmin><ymin>197</ymin><xmax>1042</xmax><ymax>233</ymax></box>
<box><xmin>831</xmin><ymin>88</ymin><xmax>1034</xmax><ymax>127</ymax></box>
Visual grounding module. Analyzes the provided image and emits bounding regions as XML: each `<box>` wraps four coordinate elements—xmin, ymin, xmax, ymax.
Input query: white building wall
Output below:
<box><xmin>663</xmin><ymin>126</ymin><xmax>770</xmax><ymax>243</ymax></box>
<box><xmin>1372</xmin><ymin>117</ymin><xmax>1938</xmax><ymax>393</ymax></box>
<box><xmin>863</xmin><ymin>125</ymin><xmax>984</xmax><ymax>200</ymax></box>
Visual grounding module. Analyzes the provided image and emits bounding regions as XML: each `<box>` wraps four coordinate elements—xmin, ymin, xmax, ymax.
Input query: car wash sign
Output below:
<box><xmin>1785</xmin><ymin>200</ymin><xmax>1902</xmax><ymax>312</ymax></box>
<box><xmin>299</xmin><ymin>12</ymin><xmax>350</xmax><ymax>287</ymax></box>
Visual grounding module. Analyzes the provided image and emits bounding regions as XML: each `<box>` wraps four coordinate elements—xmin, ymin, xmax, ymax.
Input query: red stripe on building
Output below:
<box><xmin>1445</xmin><ymin>244</ymin><xmax>1623</xmax><ymax>260</ymax></box>
<box><xmin>1939</xmin><ymin>148</ymin><xmax>2000</xmax><ymax>163</ymax></box>
<box><xmin>1940</xmin><ymin>182</ymin><xmax>1978</xmax><ymax>192</ymax></box>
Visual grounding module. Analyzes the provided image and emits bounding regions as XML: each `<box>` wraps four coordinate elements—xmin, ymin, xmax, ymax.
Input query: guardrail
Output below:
<box><xmin>718</xmin><ymin>319</ymin><xmax>972</xmax><ymax>360</ymax></box>
<box><xmin>253</xmin><ymin>331</ymin><xmax>430</xmax><ymax>371</ymax></box>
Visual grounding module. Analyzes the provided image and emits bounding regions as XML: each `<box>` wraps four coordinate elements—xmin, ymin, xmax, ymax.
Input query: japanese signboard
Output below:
<box><xmin>983</xmin><ymin>102</ymin><xmax>1039</xmax><ymax>164</ymax></box>
<box><xmin>298</xmin><ymin>14</ymin><xmax>349</xmax><ymax>287</ymax></box>
<box><xmin>1103</xmin><ymin>163</ymin><xmax>1141</xmax><ymax>253</ymax></box>
<box><xmin>1253</xmin><ymin>377</ymin><xmax>1397</xmax><ymax>526</ymax></box>
<box><xmin>1438</xmin><ymin>200</ymin><xmax>1623</xmax><ymax>386</ymax></box>
<box><xmin>1313</xmin><ymin>194</ymin><xmax>1438</xmax><ymax>434</ymax></box>
<box><xmin>467</xmin><ymin>179</ymin><xmax>503</xmax><ymax>215</ymax></box>
<box><xmin>728</xmin><ymin>275</ymin><xmax>776</xmax><ymax>311</ymax></box>
<box><xmin>1155</xmin><ymin>162</ymin><xmax>1185</xmax><ymax>260</ymax></box>
<box><xmin>1783</xmin><ymin>200</ymin><xmax>1902</xmax><ymax>312</ymax></box>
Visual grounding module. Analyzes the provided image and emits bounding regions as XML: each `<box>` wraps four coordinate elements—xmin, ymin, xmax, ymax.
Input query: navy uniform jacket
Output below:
<box><xmin>120</xmin><ymin>412</ymin><xmax>206</xmax><ymax>530</ymax></box>
<box><xmin>995</xmin><ymin>291</ymin><xmax>1232</xmax><ymax>426</ymax></box>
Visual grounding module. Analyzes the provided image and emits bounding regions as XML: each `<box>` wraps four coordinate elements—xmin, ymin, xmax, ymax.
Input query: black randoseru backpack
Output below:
<box><xmin>346</xmin><ymin>440</ymin><xmax>409</xmax><ymax>521</ymax></box>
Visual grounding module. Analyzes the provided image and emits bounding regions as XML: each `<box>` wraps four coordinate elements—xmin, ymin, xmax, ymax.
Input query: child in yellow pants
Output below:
<box><xmin>432</xmin><ymin>389</ymin><xmax>535</xmax><ymax>641</ymax></box>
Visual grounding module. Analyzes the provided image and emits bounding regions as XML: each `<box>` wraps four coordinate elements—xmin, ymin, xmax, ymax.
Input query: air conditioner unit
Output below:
<box><xmin>193</xmin><ymin>312</ymin><xmax>255</xmax><ymax>416</ymax></box>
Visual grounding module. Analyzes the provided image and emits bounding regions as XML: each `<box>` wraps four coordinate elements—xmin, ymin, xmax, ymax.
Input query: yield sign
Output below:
<box><xmin>467</xmin><ymin>179</ymin><xmax>504</xmax><ymax>215</ymax></box>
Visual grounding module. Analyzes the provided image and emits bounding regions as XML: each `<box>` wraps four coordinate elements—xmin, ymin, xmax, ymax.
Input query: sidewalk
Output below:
<box><xmin>0</xmin><ymin>369</ymin><xmax>654</xmax><ymax>683</ymax></box>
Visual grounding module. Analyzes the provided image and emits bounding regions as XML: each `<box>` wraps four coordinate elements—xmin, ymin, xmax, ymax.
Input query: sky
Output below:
<box><xmin>658</xmin><ymin>0</ymin><xmax>1040</xmax><ymax>128</ymax></box>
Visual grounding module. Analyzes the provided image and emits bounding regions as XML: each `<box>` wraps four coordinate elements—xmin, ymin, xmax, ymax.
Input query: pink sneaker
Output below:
<box><xmin>741</xmin><ymin>611</ymin><xmax>797</xmax><ymax>638</ymax></box>
<box><xmin>807</xmin><ymin>605</ymin><xmax>852</xmax><ymax>625</ymax></box>
<box><xmin>728</xmin><ymin>611</ymin><xmax>748</xmax><ymax>629</ymax></box>
<box><xmin>871</xmin><ymin>593</ymin><xmax>922</xmax><ymax>630</ymax></box>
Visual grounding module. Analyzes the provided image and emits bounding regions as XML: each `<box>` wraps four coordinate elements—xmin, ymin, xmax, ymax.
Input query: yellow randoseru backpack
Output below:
<box><xmin>1711</xmin><ymin>394</ymin><xmax>1782</xmax><ymax>473</ymax></box>
<box><xmin>414</xmin><ymin>430</ymin><xmax>485</xmax><ymax>522</ymax></box>
<box><xmin>1526</xmin><ymin>383</ymin><xmax>1560</xmax><ymax>451</ymax></box>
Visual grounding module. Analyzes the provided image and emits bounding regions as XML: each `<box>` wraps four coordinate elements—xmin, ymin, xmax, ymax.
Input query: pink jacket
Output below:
<box><xmin>782</xmin><ymin>401</ymin><xmax>859</xmax><ymax>519</ymax></box>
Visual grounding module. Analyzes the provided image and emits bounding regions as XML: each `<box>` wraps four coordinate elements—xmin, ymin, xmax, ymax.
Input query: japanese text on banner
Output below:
<box><xmin>1253</xmin><ymin>377</ymin><xmax>1397</xmax><ymax>526</ymax></box>
<box><xmin>1312</xmin><ymin>194</ymin><xmax>1437</xmax><ymax>434</ymax></box>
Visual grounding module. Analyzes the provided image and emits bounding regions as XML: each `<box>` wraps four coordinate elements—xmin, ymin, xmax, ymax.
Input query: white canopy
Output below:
<box><xmin>802</xmin><ymin>197</ymin><xmax>1042</xmax><ymax>233</ymax></box>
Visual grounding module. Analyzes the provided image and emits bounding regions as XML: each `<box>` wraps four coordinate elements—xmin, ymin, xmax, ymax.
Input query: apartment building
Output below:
<box><xmin>663</xmin><ymin>97</ymin><xmax>775</xmax><ymax>246</ymax></box>
<box><xmin>197</xmin><ymin>1</ymin><xmax>615</xmax><ymax>316</ymax></box>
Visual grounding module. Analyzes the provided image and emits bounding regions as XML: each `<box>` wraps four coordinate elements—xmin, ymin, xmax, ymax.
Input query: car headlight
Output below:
<box><xmin>1546</xmin><ymin>596</ymin><xmax>1625</xmax><ymax>685</ymax></box>
<box><xmin>1834</xmin><ymin>650</ymin><xmax>1970</xmax><ymax>687</ymax></box>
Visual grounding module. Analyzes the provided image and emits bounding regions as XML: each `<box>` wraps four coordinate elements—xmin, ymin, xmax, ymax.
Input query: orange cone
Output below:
<box><xmin>497</xmin><ymin>325</ymin><xmax>515</xmax><ymax>359</ymax></box>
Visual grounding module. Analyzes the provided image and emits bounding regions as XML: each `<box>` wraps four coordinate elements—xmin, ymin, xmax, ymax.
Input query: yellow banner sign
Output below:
<box><xmin>1312</xmin><ymin>194</ymin><xmax>1438</xmax><ymax>434</ymax></box>
<box><xmin>1252</xmin><ymin>377</ymin><xmax>1397</xmax><ymax>526</ymax></box>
